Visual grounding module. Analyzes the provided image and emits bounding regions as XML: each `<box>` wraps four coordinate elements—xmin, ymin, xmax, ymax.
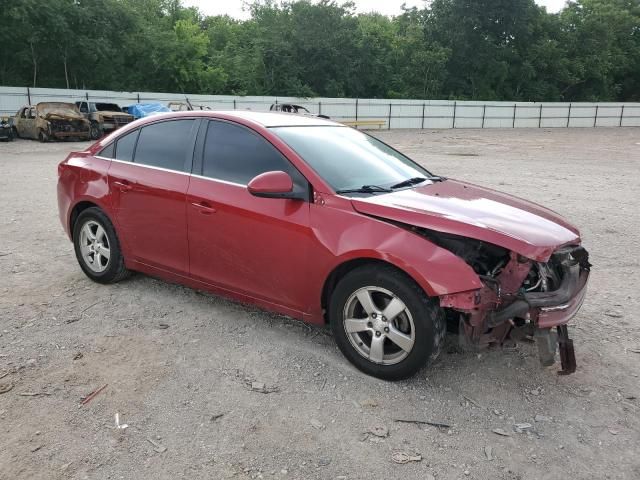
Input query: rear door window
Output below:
<box><xmin>134</xmin><ymin>120</ymin><xmax>196</xmax><ymax>172</ymax></box>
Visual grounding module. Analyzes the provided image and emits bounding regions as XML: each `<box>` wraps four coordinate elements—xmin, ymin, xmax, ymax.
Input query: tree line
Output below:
<box><xmin>1</xmin><ymin>0</ymin><xmax>638</xmax><ymax>101</ymax></box>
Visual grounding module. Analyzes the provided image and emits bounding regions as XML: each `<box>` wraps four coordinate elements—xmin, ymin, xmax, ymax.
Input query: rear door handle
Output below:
<box><xmin>190</xmin><ymin>200</ymin><xmax>216</xmax><ymax>214</ymax></box>
<box><xmin>113</xmin><ymin>180</ymin><xmax>132</xmax><ymax>192</ymax></box>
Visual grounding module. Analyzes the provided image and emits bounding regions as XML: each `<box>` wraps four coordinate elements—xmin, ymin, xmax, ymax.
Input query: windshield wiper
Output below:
<box><xmin>336</xmin><ymin>185</ymin><xmax>393</xmax><ymax>194</ymax></box>
<box><xmin>390</xmin><ymin>177</ymin><xmax>428</xmax><ymax>189</ymax></box>
<box><xmin>390</xmin><ymin>176</ymin><xmax>447</xmax><ymax>189</ymax></box>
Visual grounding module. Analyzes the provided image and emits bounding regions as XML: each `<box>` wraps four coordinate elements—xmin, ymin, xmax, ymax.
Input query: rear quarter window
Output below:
<box><xmin>98</xmin><ymin>143</ymin><xmax>114</xmax><ymax>158</ymax></box>
<box><xmin>115</xmin><ymin>130</ymin><xmax>139</xmax><ymax>162</ymax></box>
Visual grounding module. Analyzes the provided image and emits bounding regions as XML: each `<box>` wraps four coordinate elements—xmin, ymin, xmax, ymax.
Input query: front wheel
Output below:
<box><xmin>329</xmin><ymin>264</ymin><xmax>446</xmax><ymax>380</ymax></box>
<box><xmin>38</xmin><ymin>129</ymin><xmax>49</xmax><ymax>142</ymax></box>
<box><xmin>89</xmin><ymin>122</ymin><xmax>102</xmax><ymax>140</ymax></box>
<box><xmin>73</xmin><ymin>207</ymin><xmax>130</xmax><ymax>284</ymax></box>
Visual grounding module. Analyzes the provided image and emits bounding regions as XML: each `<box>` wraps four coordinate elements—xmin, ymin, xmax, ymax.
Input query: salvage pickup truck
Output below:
<box><xmin>75</xmin><ymin>101</ymin><xmax>134</xmax><ymax>139</ymax></box>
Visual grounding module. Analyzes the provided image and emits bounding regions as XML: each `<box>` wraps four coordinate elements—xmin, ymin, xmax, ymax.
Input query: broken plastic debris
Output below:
<box><xmin>115</xmin><ymin>413</ymin><xmax>128</xmax><ymax>430</ymax></box>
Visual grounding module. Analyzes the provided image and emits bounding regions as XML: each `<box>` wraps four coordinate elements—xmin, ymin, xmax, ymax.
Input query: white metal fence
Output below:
<box><xmin>1</xmin><ymin>86</ymin><xmax>639</xmax><ymax>129</ymax></box>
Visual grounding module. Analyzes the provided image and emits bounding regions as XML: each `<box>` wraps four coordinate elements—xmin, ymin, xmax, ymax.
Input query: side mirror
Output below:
<box><xmin>247</xmin><ymin>171</ymin><xmax>302</xmax><ymax>199</ymax></box>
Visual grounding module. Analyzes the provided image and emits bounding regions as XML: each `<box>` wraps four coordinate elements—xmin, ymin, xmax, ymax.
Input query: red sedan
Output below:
<box><xmin>57</xmin><ymin>111</ymin><xmax>590</xmax><ymax>380</ymax></box>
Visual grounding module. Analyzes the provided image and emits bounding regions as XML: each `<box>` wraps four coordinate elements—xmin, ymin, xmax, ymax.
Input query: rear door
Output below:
<box><xmin>186</xmin><ymin>119</ymin><xmax>313</xmax><ymax>312</ymax></box>
<box><xmin>107</xmin><ymin>118</ymin><xmax>199</xmax><ymax>275</ymax></box>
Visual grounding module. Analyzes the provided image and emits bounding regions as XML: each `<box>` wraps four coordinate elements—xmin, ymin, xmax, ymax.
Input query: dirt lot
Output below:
<box><xmin>1</xmin><ymin>127</ymin><xmax>639</xmax><ymax>480</ymax></box>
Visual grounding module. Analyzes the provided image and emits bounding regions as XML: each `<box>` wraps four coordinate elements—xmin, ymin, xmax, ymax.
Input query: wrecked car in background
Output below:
<box><xmin>75</xmin><ymin>101</ymin><xmax>134</xmax><ymax>140</ymax></box>
<box><xmin>168</xmin><ymin>101</ymin><xmax>212</xmax><ymax>112</ymax></box>
<box><xmin>270</xmin><ymin>103</ymin><xmax>330</xmax><ymax>119</ymax></box>
<box><xmin>0</xmin><ymin>116</ymin><xmax>15</xmax><ymax>141</ymax></box>
<box><xmin>14</xmin><ymin>103</ymin><xmax>90</xmax><ymax>142</ymax></box>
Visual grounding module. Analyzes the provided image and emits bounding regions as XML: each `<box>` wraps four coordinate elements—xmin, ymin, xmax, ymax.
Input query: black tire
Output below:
<box><xmin>12</xmin><ymin>127</ymin><xmax>19</xmax><ymax>139</ymax></box>
<box><xmin>38</xmin><ymin>129</ymin><xmax>48</xmax><ymax>143</ymax></box>
<box><xmin>89</xmin><ymin>122</ymin><xmax>102</xmax><ymax>140</ymax></box>
<box><xmin>73</xmin><ymin>207</ymin><xmax>130</xmax><ymax>284</ymax></box>
<box><xmin>329</xmin><ymin>264</ymin><xmax>446</xmax><ymax>381</ymax></box>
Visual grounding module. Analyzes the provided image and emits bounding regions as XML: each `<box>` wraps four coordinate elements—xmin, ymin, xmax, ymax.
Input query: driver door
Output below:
<box><xmin>187</xmin><ymin>120</ymin><xmax>313</xmax><ymax>313</ymax></box>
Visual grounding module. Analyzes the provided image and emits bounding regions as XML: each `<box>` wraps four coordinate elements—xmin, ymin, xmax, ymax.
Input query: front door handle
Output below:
<box><xmin>190</xmin><ymin>200</ymin><xmax>216</xmax><ymax>214</ymax></box>
<box><xmin>113</xmin><ymin>180</ymin><xmax>132</xmax><ymax>192</ymax></box>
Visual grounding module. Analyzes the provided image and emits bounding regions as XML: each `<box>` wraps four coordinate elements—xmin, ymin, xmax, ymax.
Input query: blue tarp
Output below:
<box><xmin>126</xmin><ymin>103</ymin><xmax>171</xmax><ymax>119</ymax></box>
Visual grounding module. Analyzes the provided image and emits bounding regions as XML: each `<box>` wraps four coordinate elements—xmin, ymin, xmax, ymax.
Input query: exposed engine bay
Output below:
<box><xmin>47</xmin><ymin>116</ymin><xmax>90</xmax><ymax>137</ymax></box>
<box><xmin>416</xmin><ymin>228</ymin><xmax>591</xmax><ymax>374</ymax></box>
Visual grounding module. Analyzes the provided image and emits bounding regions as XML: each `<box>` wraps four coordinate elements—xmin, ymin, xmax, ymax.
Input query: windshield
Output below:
<box><xmin>272</xmin><ymin>126</ymin><xmax>432</xmax><ymax>193</ymax></box>
<box><xmin>95</xmin><ymin>103</ymin><xmax>122</xmax><ymax>112</ymax></box>
<box><xmin>37</xmin><ymin>103</ymin><xmax>82</xmax><ymax>118</ymax></box>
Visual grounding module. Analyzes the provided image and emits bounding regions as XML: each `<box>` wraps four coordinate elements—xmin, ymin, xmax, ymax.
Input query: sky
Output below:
<box><xmin>182</xmin><ymin>0</ymin><xmax>568</xmax><ymax>19</ymax></box>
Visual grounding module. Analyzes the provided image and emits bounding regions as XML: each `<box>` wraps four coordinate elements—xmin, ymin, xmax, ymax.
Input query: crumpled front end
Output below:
<box><xmin>425</xmin><ymin>230</ymin><xmax>590</xmax><ymax>374</ymax></box>
<box><xmin>45</xmin><ymin>114</ymin><xmax>91</xmax><ymax>139</ymax></box>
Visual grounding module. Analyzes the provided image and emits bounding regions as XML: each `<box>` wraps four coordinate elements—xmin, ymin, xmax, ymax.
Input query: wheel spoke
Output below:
<box><xmin>93</xmin><ymin>252</ymin><xmax>102</xmax><ymax>268</ymax></box>
<box><xmin>82</xmin><ymin>224</ymin><xmax>95</xmax><ymax>241</ymax></box>
<box><xmin>382</xmin><ymin>297</ymin><xmax>406</xmax><ymax>322</ymax></box>
<box><xmin>97</xmin><ymin>244</ymin><xmax>110</xmax><ymax>261</ymax></box>
<box><xmin>356</xmin><ymin>289</ymin><xmax>376</xmax><ymax>315</ymax></box>
<box><xmin>95</xmin><ymin>225</ymin><xmax>106</xmax><ymax>243</ymax></box>
<box><xmin>369</xmin><ymin>335</ymin><xmax>385</xmax><ymax>363</ymax></box>
<box><xmin>386</xmin><ymin>325</ymin><xmax>414</xmax><ymax>353</ymax></box>
<box><xmin>344</xmin><ymin>318</ymin><xmax>370</xmax><ymax>333</ymax></box>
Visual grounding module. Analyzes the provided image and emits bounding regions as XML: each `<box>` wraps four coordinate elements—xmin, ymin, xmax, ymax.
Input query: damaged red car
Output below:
<box><xmin>57</xmin><ymin>111</ymin><xmax>590</xmax><ymax>380</ymax></box>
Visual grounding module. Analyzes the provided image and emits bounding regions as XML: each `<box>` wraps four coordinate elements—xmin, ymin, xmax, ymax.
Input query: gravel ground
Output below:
<box><xmin>0</xmin><ymin>127</ymin><xmax>639</xmax><ymax>480</ymax></box>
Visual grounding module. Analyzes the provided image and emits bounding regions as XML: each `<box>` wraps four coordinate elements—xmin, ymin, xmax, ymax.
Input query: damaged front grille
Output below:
<box><xmin>50</xmin><ymin>119</ymin><xmax>88</xmax><ymax>133</ymax></box>
<box><xmin>102</xmin><ymin>115</ymin><xmax>132</xmax><ymax>126</ymax></box>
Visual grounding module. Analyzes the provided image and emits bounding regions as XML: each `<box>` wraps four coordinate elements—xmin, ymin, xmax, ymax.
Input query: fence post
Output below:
<box><xmin>538</xmin><ymin>104</ymin><xmax>543</xmax><ymax>128</ymax></box>
<box><xmin>421</xmin><ymin>103</ymin><xmax>426</xmax><ymax>129</ymax></box>
<box><xmin>481</xmin><ymin>104</ymin><xmax>486</xmax><ymax>128</ymax></box>
<box><xmin>27</xmin><ymin>87</ymin><xmax>31</xmax><ymax>105</ymax></box>
<box><xmin>355</xmin><ymin>98</ymin><xmax>359</xmax><ymax>122</ymax></box>
<box><xmin>388</xmin><ymin>103</ymin><xmax>392</xmax><ymax>130</ymax></box>
<box><xmin>512</xmin><ymin>103</ymin><xmax>517</xmax><ymax>128</ymax></box>
<box><xmin>233</xmin><ymin>99</ymin><xmax>236</xmax><ymax>110</ymax></box>
<box><xmin>452</xmin><ymin>101</ymin><xmax>457</xmax><ymax>128</ymax></box>
<box><xmin>594</xmin><ymin>105</ymin><xmax>599</xmax><ymax>127</ymax></box>
<box><xmin>318</xmin><ymin>101</ymin><xmax>321</xmax><ymax>116</ymax></box>
<box><xmin>567</xmin><ymin>103</ymin><xmax>572</xmax><ymax>127</ymax></box>
<box><xmin>85</xmin><ymin>92</ymin><xmax>89</xmax><ymax>101</ymax></box>
<box><xmin>619</xmin><ymin>105</ymin><xmax>625</xmax><ymax>127</ymax></box>
<box><xmin>137</xmin><ymin>93</ymin><xmax>140</xmax><ymax>103</ymax></box>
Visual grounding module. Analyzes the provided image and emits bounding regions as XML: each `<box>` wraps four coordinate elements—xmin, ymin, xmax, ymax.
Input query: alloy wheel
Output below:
<box><xmin>342</xmin><ymin>286</ymin><xmax>415</xmax><ymax>365</ymax></box>
<box><xmin>79</xmin><ymin>220</ymin><xmax>111</xmax><ymax>273</ymax></box>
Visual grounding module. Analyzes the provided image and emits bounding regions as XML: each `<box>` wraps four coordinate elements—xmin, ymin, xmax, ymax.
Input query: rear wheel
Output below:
<box><xmin>73</xmin><ymin>207</ymin><xmax>130</xmax><ymax>284</ymax></box>
<box><xmin>329</xmin><ymin>264</ymin><xmax>446</xmax><ymax>380</ymax></box>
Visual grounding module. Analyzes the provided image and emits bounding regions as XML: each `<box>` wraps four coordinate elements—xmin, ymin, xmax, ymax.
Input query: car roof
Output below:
<box><xmin>214</xmin><ymin>110</ymin><xmax>338</xmax><ymax>128</ymax></box>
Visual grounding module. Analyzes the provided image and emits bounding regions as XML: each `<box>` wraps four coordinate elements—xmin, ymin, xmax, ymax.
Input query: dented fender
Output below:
<box><xmin>309</xmin><ymin>195</ymin><xmax>483</xmax><ymax>305</ymax></box>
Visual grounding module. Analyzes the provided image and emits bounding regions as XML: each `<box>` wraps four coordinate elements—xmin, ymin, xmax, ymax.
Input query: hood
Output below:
<box><xmin>38</xmin><ymin>103</ymin><xmax>84</xmax><ymax>120</ymax></box>
<box><xmin>44</xmin><ymin>112</ymin><xmax>87</xmax><ymax>122</ymax></box>
<box><xmin>350</xmin><ymin>179</ymin><xmax>580</xmax><ymax>262</ymax></box>
<box><xmin>97</xmin><ymin>110</ymin><xmax>133</xmax><ymax>117</ymax></box>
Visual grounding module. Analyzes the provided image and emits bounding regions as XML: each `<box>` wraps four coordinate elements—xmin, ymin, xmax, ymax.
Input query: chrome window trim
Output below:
<box><xmin>190</xmin><ymin>173</ymin><xmax>245</xmax><ymax>188</ymax></box>
<box><xmin>108</xmin><ymin>157</ymin><xmax>190</xmax><ymax>176</ymax></box>
<box><xmin>104</xmin><ymin>157</ymin><xmax>244</xmax><ymax>186</ymax></box>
